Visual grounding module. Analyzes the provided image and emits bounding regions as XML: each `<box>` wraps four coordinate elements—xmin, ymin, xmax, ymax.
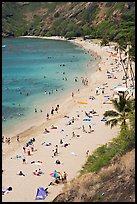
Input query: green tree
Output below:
<box><xmin>100</xmin><ymin>35</ymin><xmax>109</xmax><ymax>46</ymax></box>
<box><xmin>103</xmin><ymin>94</ymin><xmax>134</xmax><ymax>129</ymax></box>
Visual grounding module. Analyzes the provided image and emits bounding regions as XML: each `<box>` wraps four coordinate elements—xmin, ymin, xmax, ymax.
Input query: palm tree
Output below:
<box><xmin>114</xmin><ymin>38</ymin><xmax>128</xmax><ymax>87</ymax></box>
<box><xmin>115</xmin><ymin>35</ymin><xmax>135</xmax><ymax>89</ymax></box>
<box><xmin>103</xmin><ymin>94</ymin><xmax>134</xmax><ymax>129</ymax></box>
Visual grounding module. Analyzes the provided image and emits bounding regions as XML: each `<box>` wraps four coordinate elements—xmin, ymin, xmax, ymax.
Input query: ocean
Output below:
<box><xmin>2</xmin><ymin>37</ymin><xmax>96</xmax><ymax>136</ymax></box>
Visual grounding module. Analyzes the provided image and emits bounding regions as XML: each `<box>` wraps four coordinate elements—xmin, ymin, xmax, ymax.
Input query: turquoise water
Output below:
<box><xmin>2</xmin><ymin>38</ymin><xmax>95</xmax><ymax>135</ymax></box>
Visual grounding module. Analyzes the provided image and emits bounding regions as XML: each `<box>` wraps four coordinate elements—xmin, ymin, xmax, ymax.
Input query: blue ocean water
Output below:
<box><xmin>2</xmin><ymin>38</ymin><xmax>95</xmax><ymax>135</ymax></box>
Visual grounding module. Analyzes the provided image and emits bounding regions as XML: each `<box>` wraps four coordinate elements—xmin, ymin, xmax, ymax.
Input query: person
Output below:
<box><xmin>54</xmin><ymin>177</ymin><xmax>61</xmax><ymax>184</ymax></box>
<box><xmin>55</xmin><ymin>145</ymin><xmax>58</xmax><ymax>154</ymax></box>
<box><xmin>2</xmin><ymin>136</ymin><xmax>5</xmax><ymax>143</ymax></box>
<box><xmin>17</xmin><ymin>135</ymin><xmax>20</xmax><ymax>142</ymax></box>
<box><xmin>5</xmin><ymin>137</ymin><xmax>8</xmax><ymax>143</ymax></box>
<box><xmin>71</xmin><ymin>117</ymin><xmax>75</xmax><ymax>123</ymax></box>
<box><xmin>2</xmin><ymin>186</ymin><xmax>12</xmax><ymax>195</ymax></box>
<box><xmin>46</xmin><ymin>113</ymin><xmax>49</xmax><ymax>120</ymax></box>
<box><xmin>27</xmin><ymin>149</ymin><xmax>31</xmax><ymax>156</ymax></box>
<box><xmin>72</xmin><ymin>92</ymin><xmax>74</xmax><ymax>97</ymax></box>
<box><xmin>52</xmin><ymin>149</ymin><xmax>57</xmax><ymax>157</ymax></box>
<box><xmin>86</xmin><ymin>150</ymin><xmax>89</xmax><ymax>157</ymax></box>
<box><xmin>55</xmin><ymin>159</ymin><xmax>61</xmax><ymax>165</ymax></box>
<box><xmin>30</xmin><ymin>144</ymin><xmax>34</xmax><ymax>152</ymax></box>
<box><xmin>7</xmin><ymin>138</ymin><xmax>11</xmax><ymax>145</ymax></box>
<box><xmin>64</xmin><ymin>143</ymin><xmax>70</xmax><ymax>148</ymax></box>
<box><xmin>82</xmin><ymin>125</ymin><xmax>87</xmax><ymax>133</ymax></box>
<box><xmin>23</xmin><ymin>146</ymin><xmax>26</xmax><ymax>153</ymax></box>
<box><xmin>62</xmin><ymin>172</ymin><xmax>68</xmax><ymax>183</ymax></box>
<box><xmin>32</xmin><ymin>137</ymin><xmax>35</xmax><ymax>142</ymax></box>
<box><xmin>38</xmin><ymin>169</ymin><xmax>44</xmax><ymax>174</ymax></box>
<box><xmin>55</xmin><ymin>106</ymin><xmax>58</xmax><ymax>113</ymax></box>
<box><xmin>22</xmin><ymin>155</ymin><xmax>26</xmax><ymax>164</ymax></box>
<box><xmin>33</xmin><ymin>170</ymin><xmax>40</xmax><ymax>176</ymax></box>
<box><xmin>88</xmin><ymin>125</ymin><xmax>92</xmax><ymax>133</ymax></box>
<box><xmin>18</xmin><ymin>171</ymin><xmax>25</xmax><ymax>176</ymax></box>
<box><xmin>51</xmin><ymin>107</ymin><xmax>54</xmax><ymax>115</ymax></box>
<box><xmin>72</xmin><ymin>132</ymin><xmax>75</xmax><ymax>138</ymax></box>
<box><xmin>60</xmin><ymin>139</ymin><xmax>63</xmax><ymax>144</ymax></box>
<box><xmin>44</xmin><ymin>128</ymin><xmax>50</xmax><ymax>134</ymax></box>
<box><xmin>45</xmin><ymin>142</ymin><xmax>51</xmax><ymax>146</ymax></box>
<box><xmin>44</xmin><ymin>187</ymin><xmax>49</xmax><ymax>196</ymax></box>
<box><xmin>95</xmin><ymin>87</ymin><xmax>99</xmax><ymax>95</ymax></box>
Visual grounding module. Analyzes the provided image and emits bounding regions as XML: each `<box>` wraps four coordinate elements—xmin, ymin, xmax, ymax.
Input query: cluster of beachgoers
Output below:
<box><xmin>2</xmin><ymin>36</ymin><xmax>135</xmax><ymax>202</ymax></box>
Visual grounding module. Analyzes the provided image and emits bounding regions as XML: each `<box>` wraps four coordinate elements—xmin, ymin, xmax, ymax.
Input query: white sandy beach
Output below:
<box><xmin>2</xmin><ymin>36</ymin><xmax>129</xmax><ymax>202</ymax></box>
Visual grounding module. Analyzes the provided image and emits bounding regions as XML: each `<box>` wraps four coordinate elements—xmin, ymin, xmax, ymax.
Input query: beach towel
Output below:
<box><xmin>35</xmin><ymin>187</ymin><xmax>48</xmax><ymax>200</ymax></box>
<box><xmin>78</xmin><ymin>102</ymin><xmax>88</xmax><ymax>104</ymax></box>
<box><xmin>83</xmin><ymin>118</ymin><xmax>92</xmax><ymax>121</ymax></box>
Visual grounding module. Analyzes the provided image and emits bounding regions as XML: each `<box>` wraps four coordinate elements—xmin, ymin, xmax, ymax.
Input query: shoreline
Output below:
<box><xmin>2</xmin><ymin>36</ymin><xmax>99</xmax><ymax>143</ymax></box>
<box><xmin>2</xmin><ymin>36</ymin><xmax>125</xmax><ymax>202</ymax></box>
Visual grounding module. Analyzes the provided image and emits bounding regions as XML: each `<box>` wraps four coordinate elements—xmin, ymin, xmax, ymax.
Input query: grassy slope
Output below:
<box><xmin>52</xmin><ymin>148</ymin><xmax>135</xmax><ymax>202</ymax></box>
<box><xmin>2</xmin><ymin>2</ymin><xmax>135</xmax><ymax>42</ymax></box>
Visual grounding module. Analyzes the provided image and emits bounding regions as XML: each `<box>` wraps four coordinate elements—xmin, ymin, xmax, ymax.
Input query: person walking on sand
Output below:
<box><xmin>86</xmin><ymin>150</ymin><xmax>89</xmax><ymax>157</ymax></box>
<box><xmin>62</xmin><ymin>171</ymin><xmax>68</xmax><ymax>183</ymax></box>
<box><xmin>17</xmin><ymin>135</ymin><xmax>20</xmax><ymax>142</ymax></box>
<box><xmin>51</xmin><ymin>107</ymin><xmax>54</xmax><ymax>115</ymax></box>
<box><xmin>46</xmin><ymin>113</ymin><xmax>49</xmax><ymax>120</ymax></box>
<box><xmin>72</xmin><ymin>131</ymin><xmax>75</xmax><ymax>138</ymax></box>
<box><xmin>7</xmin><ymin>137</ymin><xmax>11</xmax><ymax>145</ymax></box>
<box><xmin>2</xmin><ymin>136</ymin><xmax>5</xmax><ymax>143</ymax></box>
<box><xmin>72</xmin><ymin>92</ymin><xmax>74</xmax><ymax>97</ymax></box>
<box><xmin>88</xmin><ymin>125</ymin><xmax>92</xmax><ymax>133</ymax></box>
<box><xmin>23</xmin><ymin>146</ymin><xmax>26</xmax><ymax>153</ymax></box>
<box><xmin>55</xmin><ymin>145</ymin><xmax>59</xmax><ymax>154</ymax></box>
<box><xmin>22</xmin><ymin>155</ymin><xmax>26</xmax><ymax>164</ymax></box>
<box><xmin>82</xmin><ymin>125</ymin><xmax>87</xmax><ymax>133</ymax></box>
<box><xmin>55</xmin><ymin>106</ymin><xmax>58</xmax><ymax>113</ymax></box>
<box><xmin>27</xmin><ymin>149</ymin><xmax>31</xmax><ymax>156</ymax></box>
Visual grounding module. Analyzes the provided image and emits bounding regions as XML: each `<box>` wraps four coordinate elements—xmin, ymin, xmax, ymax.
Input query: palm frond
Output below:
<box><xmin>103</xmin><ymin>110</ymin><xmax>119</xmax><ymax>117</ymax></box>
<box><xmin>103</xmin><ymin>94</ymin><xmax>134</xmax><ymax>129</ymax></box>
<box><xmin>105</xmin><ymin>118</ymin><xmax>119</xmax><ymax>128</ymax></box>
<box><xmin>112</xmin><ymin>99</ymin><xmax>122</xmax><ymax>112</ymax></box>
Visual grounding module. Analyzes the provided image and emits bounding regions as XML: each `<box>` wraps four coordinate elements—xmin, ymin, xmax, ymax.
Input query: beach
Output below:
<box><xmin>2</xmin><ymin>36</ymin><xmax>127</xmax><ymax>202</ymax></box>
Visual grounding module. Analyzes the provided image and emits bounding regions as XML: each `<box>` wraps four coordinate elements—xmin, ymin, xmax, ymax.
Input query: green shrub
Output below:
<box><xmin>80</xmin><ymin>112</ymin><xmax>135</xmax><ymax>175</ymax></box>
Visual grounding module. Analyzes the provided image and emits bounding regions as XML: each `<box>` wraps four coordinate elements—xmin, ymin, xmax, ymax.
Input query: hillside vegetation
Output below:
<box><xmin>53</xmin><ymin>103</ymin><xmax>135</xmax><ymax>202</ymax></box>
<box><xmin>53</xmin><ymin>148</ymin><xmax>135</xmax><ymax>202</ymax></box>
<box><xmin>2</xmin><ymin>2</ymin><xmax>135</xmax><ymax>44</ymax></box>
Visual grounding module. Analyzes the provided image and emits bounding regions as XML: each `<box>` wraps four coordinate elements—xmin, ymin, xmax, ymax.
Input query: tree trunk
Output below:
<box><xmin>119</xmin><ymin>51</ymin><xmax>128</xmax><ymax>87</ymax></box>
<box><xmin>129</xmin><ymin>59</ymin><xmax>135</xmax><ymax>88</ymax></box>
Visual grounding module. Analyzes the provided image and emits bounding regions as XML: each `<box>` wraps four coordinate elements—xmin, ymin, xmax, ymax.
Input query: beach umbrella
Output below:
<box><xmin>115</xmin><ymin>87</ymin><xmax>128</xmax><ymax>92</ymax></box>
<box><xmin>50</xmin><ymin>170</ymin><xmax>61</xmax><ymax>178</ymax></box>
<box><xmin>117</xmin><ymin>83</ymin><xmax>122</xmax><ymax>86</ymax></box>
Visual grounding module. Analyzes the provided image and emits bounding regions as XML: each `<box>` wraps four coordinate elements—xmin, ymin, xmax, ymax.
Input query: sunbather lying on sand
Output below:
<box><xmin>43</xmin><ymin>128</ymin><xmax>50</xmax><ymax>134</ymax></box>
